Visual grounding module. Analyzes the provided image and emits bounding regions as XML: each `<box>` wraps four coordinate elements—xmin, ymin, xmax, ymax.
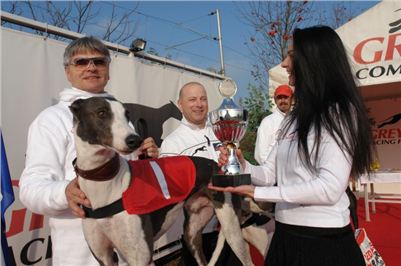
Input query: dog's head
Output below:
<box><xmin>69</xmin><ymin>97</ymin><xmax>143</xmax><ymax>154</ymax></box>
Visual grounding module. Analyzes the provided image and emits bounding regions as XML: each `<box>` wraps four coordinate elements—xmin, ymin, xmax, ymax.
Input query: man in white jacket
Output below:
<box><xmin>160</xmin><ymin>82</ymin><xmax>270</xmax><ymax>265</ymax></box>
<box><xmin>254</xmin><ymin>85</ymin><xmax>293</xmax><ymax>165</ymax></box>
<box><xmin>159</xmin><ymin>82</ymin><xmax>226</xmax><ymax>263</ymax></box>
<box><xmin>160</xmin><ymin>82</ymin><xmax>220</xmax><ymax>160</ymax></box>
<box><xmin>19</xmin><ymin>36</ymin><xmax>158</xmax><ymax>266</ymax></box>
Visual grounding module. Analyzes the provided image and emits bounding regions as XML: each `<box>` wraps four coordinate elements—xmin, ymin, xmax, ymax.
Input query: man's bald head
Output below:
<box><xmin>179</xmin><ymin>82</ymin><xmax>206</xmax><ymax>99</ymax></box>
<box><xmin>178</xmin><ymin>82</ymin><xmax>208</xmax><ymax>127</ymax></box>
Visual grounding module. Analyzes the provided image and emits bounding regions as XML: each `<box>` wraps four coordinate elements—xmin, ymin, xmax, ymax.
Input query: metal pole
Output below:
<box><xmin>215</xmin><ymin>9</ymin><xmax>225</xmax><ymax>76</ymax></box>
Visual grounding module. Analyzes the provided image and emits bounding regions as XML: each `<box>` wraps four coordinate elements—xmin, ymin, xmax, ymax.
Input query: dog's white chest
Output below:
<box><xmin>79</xmin><ymin>159</ymin><xmax>131</xmax><ymax>210</ymax></box>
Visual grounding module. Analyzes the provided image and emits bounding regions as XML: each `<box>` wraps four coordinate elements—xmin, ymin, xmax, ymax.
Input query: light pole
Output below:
<box><xmin>211</xmin><ymin>9</ymin><xmax>225</xmax><ymax>76</ymax></box>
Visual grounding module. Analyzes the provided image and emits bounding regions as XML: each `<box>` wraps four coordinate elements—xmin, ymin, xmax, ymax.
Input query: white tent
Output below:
<box><xmin>269</xmin><ymin>0</ymin><xmax>401</xmax><ymax>170</ymax></box>
<box><xmin>269</xmin><ymin>0</ymin><xmax>401</xmax><ymax>101</ymax></box>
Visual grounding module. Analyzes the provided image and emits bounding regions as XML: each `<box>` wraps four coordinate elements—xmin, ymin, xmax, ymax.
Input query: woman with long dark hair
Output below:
<box><xmin>210</xmin><ymin>26</ymin><xmax>375</xmax><ymax>266</ymax></box>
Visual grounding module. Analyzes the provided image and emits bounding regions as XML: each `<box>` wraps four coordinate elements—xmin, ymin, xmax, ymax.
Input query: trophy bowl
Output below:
<box><xmin>209</xmin><ymin>80</ymin><xmax>251</xmax><ymax>187</ymax></box>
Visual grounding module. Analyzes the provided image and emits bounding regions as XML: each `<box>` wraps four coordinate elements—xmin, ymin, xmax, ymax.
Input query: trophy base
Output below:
<box><xmin>211</xmin><ymin>174</ymin><xmax>251</xmax><ymax>187</ymax></box>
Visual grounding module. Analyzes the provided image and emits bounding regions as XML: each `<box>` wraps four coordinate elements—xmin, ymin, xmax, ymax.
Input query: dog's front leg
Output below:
<box><xmin>207</xmin><ymin>230</ymin><xmax>225</xmax><ymax>266</ymax></box>
<box><xmin>214</xmin><ymin>192</ymin><xmax>253</xmax><ymax>266</ymax></box>
<box><xmin>82</xmin><ymin>219</ymin><xmax>116</xmax><ymax>266</ymax></box>
<box><xmin>183</xmin><ymin>193</ymin><xmax>215</xmax><ymax>266</ymax></box>
<box><xmin>105</xmin><ymin>212</ymin><xmax>154</xmax><ymax>266</ymax></box>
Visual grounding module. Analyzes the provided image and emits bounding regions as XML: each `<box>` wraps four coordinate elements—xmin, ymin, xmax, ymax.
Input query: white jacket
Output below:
<box><xmin>19</xmin><ymin>87</ymin><xmax>121</xmax><ymax>266</ymax></box>
<box><xmin>160</xmin><ymin>117</ymin><xmax>220</xmax><ymax>161</ymax></box>
<box><xmin>248</xmin><ymin>119</ymin><xmax>352</xmax><ymax>228</ymax></box>
<box><xmin>254</xmin><ymin>108</ymin><xmax>286</xmax><ymax>165</ymax></box>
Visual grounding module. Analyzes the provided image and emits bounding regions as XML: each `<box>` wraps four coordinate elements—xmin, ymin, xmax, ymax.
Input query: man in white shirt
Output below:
<box><xmin>161</xmin><ymin>82</ymin><xmax>271</xmax><ymax>265</ymax></box>
<box><xmin>19</xmin><ymin>36</ymin><xmax>158</xmax><ymax>265</ymax></box>
<box><xmin>254</xmin><ymin>85</ymin><xmax>293</xmax><ymax>165</ymax></box>
<box><xmin>160</xmin><ymin>82</ymin><xmax>220</xmax><ymax>160</ymax></box>
<box><xmin>159</xmin><ymin>82</ymin><xmax>230</xmax><ymax>264</ymax></box>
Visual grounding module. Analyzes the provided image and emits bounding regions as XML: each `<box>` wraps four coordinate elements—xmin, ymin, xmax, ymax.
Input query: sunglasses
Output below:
<box><xmin>68</xmin><ymin>57</ymin><xmax>110</xmax><ymax>68</ymax></box>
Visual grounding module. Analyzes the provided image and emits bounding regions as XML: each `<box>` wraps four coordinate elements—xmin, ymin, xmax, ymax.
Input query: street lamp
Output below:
<box><xmin>130</xmin><ymin>38</ymin><xmax>147</xmax><ymax>53</ymax></box>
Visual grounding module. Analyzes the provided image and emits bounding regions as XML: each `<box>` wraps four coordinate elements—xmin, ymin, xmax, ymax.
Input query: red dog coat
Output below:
<box><xmin>122</xmin><ymin>156</ymin><xmax>196</xmax><ymax>214</ymax></box>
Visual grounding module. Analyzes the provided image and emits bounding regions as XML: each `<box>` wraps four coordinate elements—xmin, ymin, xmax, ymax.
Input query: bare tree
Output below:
<box><xmin>327</xmin><ymin>2</ymin><xmax>361</xmax><ymax>29</ymax></box>
<box><xmin>2</xmin><ymin>1</ymin><xmax>139</xmax><ymax>44</ymax></box>
<box><xmin>46</xmin><ymin>1</ymin><xmax>73</xmax><ymax>30</ymax></box>
<box><xmin>238</xmin><ymin>1</ymin><xmax>314</xmax><ymax>89</ymax></box>
<box><xmin>1</xmin><ymin>1</ymin><xmax>20</xmax><ymax>25</ymax></box>
<box><xmin>238</xmin><ymin>1</ymin><xmax>363</xmax><ymax>90</ymax></box>
<box><xmin>72</xmin><ymin>1</ymin><xmax>96</xmax><ymax>33</ymax></box>
<box><xmin>101</xmin><ymin>2</ymin><xmax>138</xmax><ymax>43</ymax></box>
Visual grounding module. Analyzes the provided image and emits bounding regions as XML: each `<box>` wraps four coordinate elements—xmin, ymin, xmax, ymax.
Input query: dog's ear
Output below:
<box><xmin>69</xmin><ymin>99</ymin><xmax>84</xmax><ymax>122</ymax></box>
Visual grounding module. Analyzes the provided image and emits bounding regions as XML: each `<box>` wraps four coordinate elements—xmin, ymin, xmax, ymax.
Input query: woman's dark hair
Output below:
<box><xmin>282</xmin><ymin>25</ymin><xmax>374</xmax><ymax>177</ymax></box>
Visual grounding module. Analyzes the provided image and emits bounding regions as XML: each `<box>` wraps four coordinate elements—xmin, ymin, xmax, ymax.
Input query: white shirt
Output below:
<box><xmin>254</xmin><ymin>108</ymin><xmax>286</xmax><ymax>165</ymax></box>
<box><xmin>19</xmin><ymin>87</ymin><xmax>128</xmax><ymax>266</ymax></box>
<box><xmin>246</xmin><ymin>119</ymin><xmax>352</xmax><ymax>228</ymax></box>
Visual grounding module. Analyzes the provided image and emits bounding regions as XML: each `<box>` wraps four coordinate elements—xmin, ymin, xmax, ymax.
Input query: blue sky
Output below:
<box><xmin>2</xmin><ymin>1</ymin><xmax>379</xmax><ymax>99</ymax></box>
<box><xmin>105</xmin><ymin>1</ymin><xmax>257</xmax><ymax>98</ymax></box>
<box><xmin>115</xmin><ymin>1</ymin><xmax>379</xmax><ymax>99</ymax></box>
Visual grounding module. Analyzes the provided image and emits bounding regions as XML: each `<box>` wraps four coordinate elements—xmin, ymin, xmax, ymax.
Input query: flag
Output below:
<box><xmin>1</xmin><ymin>133</ymin><xmax>15</xmax><ymax>266</ymax></box>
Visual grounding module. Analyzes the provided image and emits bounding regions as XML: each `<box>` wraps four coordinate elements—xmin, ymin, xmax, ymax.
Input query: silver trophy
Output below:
<box><xmin>209</xmin><ymin>79</ymin><xmax>251</xmax><ymax>187</ymax></box>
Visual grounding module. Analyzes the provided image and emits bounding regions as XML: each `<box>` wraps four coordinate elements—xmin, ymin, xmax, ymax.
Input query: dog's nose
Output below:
<box><xmin>126</xmin><ymin>134</ymin><xmax>143</xmax><ymax>150</ymax></box>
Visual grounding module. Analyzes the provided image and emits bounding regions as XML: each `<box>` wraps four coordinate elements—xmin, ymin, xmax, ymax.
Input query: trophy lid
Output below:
<box><xmin>210</xmin><ymin>79</ymin><xmax>247</xmax><ymax>122</ymax></box>
<box><xmin>218</xmin><ymin>79</ymin><xmax>237</xmax><ymax>98</ymax></box>
<box><xmin>209</xmin><ymin>79</ymin><xmax>248</xmax><ymax>144</ymax></box>
<box><xmin>217</xmin><ymin>79</ymin><xmax>241</xmax><ymax>110</ymax></box>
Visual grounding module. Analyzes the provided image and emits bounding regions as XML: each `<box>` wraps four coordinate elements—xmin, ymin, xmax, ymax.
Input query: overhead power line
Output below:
<box><xmin>100</xmin><ymin>2</ymin><xmax>212</xmax><ymax>40</ymax></box>
<box><xmin>165</xmin><ymin>36</ymin><xmax>208</xmax><ymax>50</ymax></box>
<box><xmin>4</xmin><ymin>1</ymin><xmax>251</xmax><ymax>76</ymax></box>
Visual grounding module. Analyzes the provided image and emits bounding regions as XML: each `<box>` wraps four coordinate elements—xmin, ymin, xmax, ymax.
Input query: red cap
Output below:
<box><xmin>274</xmin><ymin>85</ymin><xmax>293</xmax><ymax>97</ymax></box>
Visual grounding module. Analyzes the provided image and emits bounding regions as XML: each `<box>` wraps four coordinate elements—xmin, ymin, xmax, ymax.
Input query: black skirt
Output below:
<box><xmin>265</xmin><ymin>221</ymin><xmax>365</xmax><ymax>266</ymax></box>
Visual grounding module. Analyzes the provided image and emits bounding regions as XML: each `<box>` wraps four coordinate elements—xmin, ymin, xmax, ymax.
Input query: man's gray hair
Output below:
<box><xmin>63</xmin><ymin>36</ymin><xmax>110</xmax><ymax>66</ymax></box>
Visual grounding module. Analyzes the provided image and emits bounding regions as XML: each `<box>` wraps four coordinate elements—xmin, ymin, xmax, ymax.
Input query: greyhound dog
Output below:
<box><xmin>69</xmin><ymin>97</ymin><xmax>259</xmax><ymax>266</ymax></box>
<box><xmin>123</xmin><ymin>101</ymin><xmax>182</xmax><ymax>146</ymax></box>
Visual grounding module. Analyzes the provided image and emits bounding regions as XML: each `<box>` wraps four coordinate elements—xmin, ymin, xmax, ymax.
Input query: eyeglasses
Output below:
<box><xmin>68</xmin><ymin>57</ymin><xmax>110</xmax><ymax>68</ymax></box>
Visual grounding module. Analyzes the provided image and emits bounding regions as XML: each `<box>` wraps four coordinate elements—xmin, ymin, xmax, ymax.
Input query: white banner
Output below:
<box><xmin>336</xmin><ymin>1</ymin><xmax>401</xmax><ymax>87</ymax></box>
<box><xmin>1</xmin><ymin>27</ymin><xmax>224</xmax><ymax>265</ymax></box>
<box><xmin>365</xmin><ymin>97</ymin><xmax>401</xmax><ymax>170</ymax></box>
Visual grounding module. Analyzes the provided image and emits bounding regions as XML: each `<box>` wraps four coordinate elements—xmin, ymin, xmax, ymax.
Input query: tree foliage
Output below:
<box><xmin>240</xmin><ymin>130</ymin><xmax>258</xmax><ymax>165</ymax></box>
<box><xmin>238</xmin><ymin>1</ymin><xmax>365</xmax><ymax>89</ymax></box>
<box><xmin>239</xmin><ymin>84</ymin><xmax>273</xmax><ymax>132</ymax></box>
<box><xmin>239</xmin><ymin>1</ymin><xmax>314</xmax><ymax>89</ymax></box>
<box><xmin>239</xmin><ymin>84</ymin><xmax>273</xmax><ymax>165</ymax></box>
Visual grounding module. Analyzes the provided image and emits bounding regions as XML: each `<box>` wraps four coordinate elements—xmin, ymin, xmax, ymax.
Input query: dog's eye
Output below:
<box><xmin>98</xmin><ymin>110</ymin><xmax>106</xmax><ymax>118</ymax></box>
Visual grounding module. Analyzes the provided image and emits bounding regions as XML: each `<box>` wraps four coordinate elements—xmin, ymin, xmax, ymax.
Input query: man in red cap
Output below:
<box><xmin>255</xmin><ymin>84</ymin><xmax>293</xmax><ymax>164</ymax></box>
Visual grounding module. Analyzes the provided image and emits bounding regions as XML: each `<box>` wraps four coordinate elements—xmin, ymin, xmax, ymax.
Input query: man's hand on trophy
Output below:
<box><xmin>208</xmin><ymin>183</ymin><xmax>255</xmax><ymax>198</ymax></box>
<box><xmin>217</xmin><ymin>145</ymin><xmax>246</xmax><ymax>170</ymax></box>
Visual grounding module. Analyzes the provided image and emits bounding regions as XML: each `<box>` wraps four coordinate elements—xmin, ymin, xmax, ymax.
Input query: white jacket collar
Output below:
<box><xmin>274</xmin><ymin>107</ymin><xmax>287</xmax><ymax>117</ymax></box>
<box><xmin>181</xmin><ymin>117</ymin><xmax>207</xmax><ymax>131</ymax></box>
<box><xmin>59</xmin><ymin>87</ymin><xmax>113</xmax><ymax>103</ymax></box>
